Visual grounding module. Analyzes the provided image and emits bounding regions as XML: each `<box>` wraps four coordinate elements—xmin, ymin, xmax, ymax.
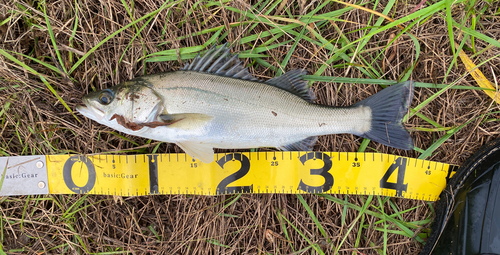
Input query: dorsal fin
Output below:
<box><xmin>180</xmin><ymin>44</ymin><xmax>258</xmax><ymax>81</ymax></box>
<box><xmin>265</xmin><ymin>69</ymin><xmax>316</xmax><ymax>102</ymax></box>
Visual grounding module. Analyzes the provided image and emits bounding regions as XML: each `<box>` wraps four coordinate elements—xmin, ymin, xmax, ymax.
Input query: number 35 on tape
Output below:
<box><xmin>20</xmin><ymin>152</ymin><xmax>456</xmax><ymax>201</ymax></box>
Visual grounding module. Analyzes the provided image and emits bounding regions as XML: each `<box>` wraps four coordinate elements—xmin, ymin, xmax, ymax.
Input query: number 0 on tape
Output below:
<box><xmin>0</xmin><ymin>152</ymin><xmax>457</xmax><ymax>201</ymax></box>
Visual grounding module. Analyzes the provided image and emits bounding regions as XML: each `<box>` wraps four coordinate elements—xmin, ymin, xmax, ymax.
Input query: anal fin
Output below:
<box><xmin>278</xmin><ymin>136</ymin><xmax>318</xmax><ymax>151</ymax></box>
<box><xmin>177</xmin><ymin>141</ymin><xmax>215</xmax><ymax>163</ymax></box>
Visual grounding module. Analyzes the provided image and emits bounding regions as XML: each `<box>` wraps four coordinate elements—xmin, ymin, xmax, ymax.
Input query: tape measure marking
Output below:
<box><xmin>63</xmin><ymin>155</ymin><xmax>96</xmax><ymax>193</ymax></box>
<box><xmin>148</xmin><ymin>155</ymin><xmax>159</xmax><ymax>194</ymax></box>
<box><xmin>379</xmin><ymin>157</ymin><xmax>407</xmax><ymax>197</ymax></box>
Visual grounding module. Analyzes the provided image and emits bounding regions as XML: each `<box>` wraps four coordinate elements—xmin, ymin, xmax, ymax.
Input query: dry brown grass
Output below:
<box><xmin>0</xmin><ymin>0</ymin><xmax>499</xmax><ymax>254</ymax></box>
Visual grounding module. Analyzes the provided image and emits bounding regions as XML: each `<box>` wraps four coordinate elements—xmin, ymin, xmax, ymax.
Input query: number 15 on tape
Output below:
<box><xmin>44</xmin><ymin>152</ymin><xmax>456</xmax><ymax>201</ymax></box>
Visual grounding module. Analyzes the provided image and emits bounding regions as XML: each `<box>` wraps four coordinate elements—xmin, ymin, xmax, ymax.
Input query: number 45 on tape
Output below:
<box><xmin>0</xmin><ymin>152</ymin><xmax>457</xmax><ymax>201</ymax></box>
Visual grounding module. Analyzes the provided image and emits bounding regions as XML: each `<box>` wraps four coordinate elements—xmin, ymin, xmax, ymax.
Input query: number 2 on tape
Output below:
<box><xmin>216</xmin><ymin>153</ymin><xmax>252</xmax><ymax>194</ymax></box>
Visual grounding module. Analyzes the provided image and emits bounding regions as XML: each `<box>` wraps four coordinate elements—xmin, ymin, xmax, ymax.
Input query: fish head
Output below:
<box><xmin>77</xmin><ymin>80</ymin><xmax>164</xmax><ymax>132</ymax></box>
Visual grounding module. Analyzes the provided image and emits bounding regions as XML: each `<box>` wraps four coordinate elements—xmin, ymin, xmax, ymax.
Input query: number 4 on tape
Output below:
<box><xmin>380</xmin><ymin>157</ymin><xmax>408</xmax><ymax>197</ymax></box>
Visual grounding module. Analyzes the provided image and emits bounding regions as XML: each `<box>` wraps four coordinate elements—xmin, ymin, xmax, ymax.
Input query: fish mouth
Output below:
<box><xmin>76</xmin><ymin>104</ymin><xmax>105</xmax><ymax>120</ymax></box>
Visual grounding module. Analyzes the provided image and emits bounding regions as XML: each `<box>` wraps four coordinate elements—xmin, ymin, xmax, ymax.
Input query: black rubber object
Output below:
<box><xmin>420</xmin><ymin>137</ymin><xmax>500</xmax><ymax>255</ymax></box>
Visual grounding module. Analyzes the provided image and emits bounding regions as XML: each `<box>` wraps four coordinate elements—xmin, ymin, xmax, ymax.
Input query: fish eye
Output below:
<box><xmin>98</xmin><ymin>90</ymin><xmax>114</xmax><ymax>105</ymax></box>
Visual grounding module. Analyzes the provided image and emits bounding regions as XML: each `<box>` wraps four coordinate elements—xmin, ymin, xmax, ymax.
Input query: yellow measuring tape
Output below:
<box><xmin>0</xmin><ymin>152</ymin><xmax>456</xmax><ymax>201</ymax></box>
<box><xmin>2</xmin><ymin>151</ymin><xmax>451</xmax><ymax>201</ymax></box>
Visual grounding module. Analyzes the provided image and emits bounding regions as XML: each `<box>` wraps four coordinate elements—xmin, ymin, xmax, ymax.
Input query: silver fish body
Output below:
<box><xmin>77</xmin><ymin>45</ymin><xmax>413</xmax><ymax>162</ymax></box>
<box><xmin>140</xmin><ymin>71</ymin><xmax>371</xmax><ymax>145</ymax></box>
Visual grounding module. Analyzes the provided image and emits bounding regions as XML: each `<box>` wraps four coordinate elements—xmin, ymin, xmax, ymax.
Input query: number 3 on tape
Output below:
<box><xmin>297</xmin><ymin>152</ymin><xmax>333</xmax><ymax>193</ymax></box>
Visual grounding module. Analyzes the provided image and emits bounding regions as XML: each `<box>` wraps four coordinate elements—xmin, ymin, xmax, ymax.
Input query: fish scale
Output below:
<box><xmin>77</xmin><ymin>45</ymin><xmax>414</xmax><ymax>163</ymax></box>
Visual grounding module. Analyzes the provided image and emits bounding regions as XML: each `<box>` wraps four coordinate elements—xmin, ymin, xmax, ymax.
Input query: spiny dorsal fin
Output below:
<box><xmin>180</xmin><ymin>44</ymin><xmax>259</xmax><ymax>81</ymax></box>
<box><xmin>278</xmin><ymin>136</ymin><xmax>318</xmax><ymax>151</ymax></box>
<box><xmin>265</xmin><ymin>69</ymin><xmax>316</xmax><ymax>103</ymax></box>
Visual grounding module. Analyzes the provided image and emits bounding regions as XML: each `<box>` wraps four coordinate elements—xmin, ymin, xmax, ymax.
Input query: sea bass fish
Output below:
<box><xmin>77</xmin><ymin>45</ymin><xmax>414</xmax><ymax>163</ymax></box>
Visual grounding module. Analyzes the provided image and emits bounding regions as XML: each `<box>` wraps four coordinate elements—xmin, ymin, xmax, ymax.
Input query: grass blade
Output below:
<box><xmin>41</xmin><ymin>0</ymin><xmax>68</xmax><ymax>74</ymax></box>
<box><xmin>457</xmin><ymin>42</ymin><xmax>500</xmax><ymax>103</ymax></box>
<box><xmin>0</xmin><ymin>49</ymin><xmax>79</xmax><ymax>122</ymax></box>
<box><xmin>279</xmin><ymin>212</ymin><xmax>325</xmax><ymax>255</ymax></box>
<box><xmin>0</xmin><ymin>159</ymin><xmax>9</xmax><ymax>193</ymax></box>
<box><xmin>445</xmin><ymin>0</ymin><xmax>456</xmax><ymax>61</ymax></box>
<box><xmin>417</xmin><ymin>117</ymin><xmax>476</xmax><ymax>159</ymax></box>
<box><xmin>296</xmin><ymin>194</ymin><xmax>330</xmax><ymax>242</ymax></box>
<box><xmin>453</xmin><ymin>19</ymin><xmax>500</xmax><ymax>49</ymax></box>
<box><xmin>69</xmin><ymin>0</ymin><xmax>182</xmax><ymax>74</ymax></box>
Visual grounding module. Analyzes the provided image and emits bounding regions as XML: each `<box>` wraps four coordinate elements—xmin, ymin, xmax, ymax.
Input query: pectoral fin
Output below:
<box><xmin>177</xmin><ymin>141</ymin><xmax>215</xmax><ymax>163</ymax></box>
<box><xmin>159</xmin><ymin>113</ymin><xmax>213</xmax><ymax>130</ymax></box>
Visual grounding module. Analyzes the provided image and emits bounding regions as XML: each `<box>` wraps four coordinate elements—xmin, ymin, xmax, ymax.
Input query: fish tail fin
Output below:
<box><xmin>354</xmin><ymin>81</ymin><xmax>414</xmax><ymax>150</ymax></box>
